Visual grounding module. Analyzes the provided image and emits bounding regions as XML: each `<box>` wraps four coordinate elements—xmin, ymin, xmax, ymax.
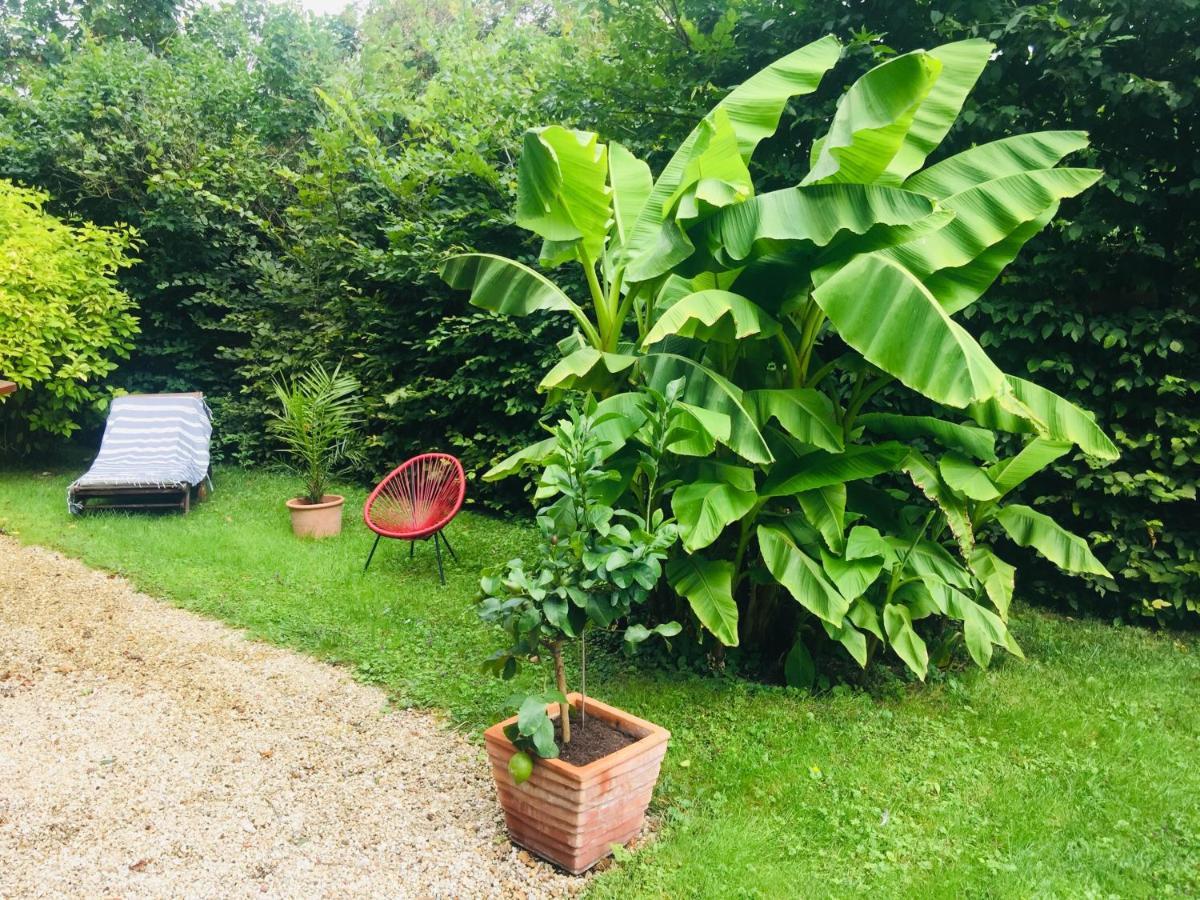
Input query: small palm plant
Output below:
<box><xmin>270</xmin><ymin>363</ymin><xmax>363</xmax><ymax>504</ymax></box>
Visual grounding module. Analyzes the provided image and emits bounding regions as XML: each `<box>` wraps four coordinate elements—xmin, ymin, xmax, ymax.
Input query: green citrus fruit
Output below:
<box><xmin>508</xmin><ymin>751</ymin><xmax>534</xmax><ymax>785</ymax></box>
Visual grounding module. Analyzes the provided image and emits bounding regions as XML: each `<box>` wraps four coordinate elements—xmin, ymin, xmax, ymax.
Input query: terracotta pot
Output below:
<box><xmin>484</xmin><ymin>692</ymin><xmax>669</xmax><ymax>875</ymax></box>
<box><xmin>285</xmin><ymin>494</ymin><xmax>344</xmax><ymax>538</ymax></box>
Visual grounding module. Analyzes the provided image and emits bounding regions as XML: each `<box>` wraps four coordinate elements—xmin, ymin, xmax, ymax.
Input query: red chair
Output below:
<box><xmin>363</xmin><ymin>453</ymin><xmax>466</xmax><ymax>584</ymax></box>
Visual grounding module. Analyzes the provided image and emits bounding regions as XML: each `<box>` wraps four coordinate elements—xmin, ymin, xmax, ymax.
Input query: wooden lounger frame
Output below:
<box><xmin>69</xmin><ymin>391</ymin><xmax>211</xmax><ymax>515</ymax></box>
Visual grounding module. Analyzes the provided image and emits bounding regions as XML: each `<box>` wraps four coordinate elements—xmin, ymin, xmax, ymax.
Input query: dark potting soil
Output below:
<box><xmin>553</xmin><ymin>711</ymin><xmax>635</xmax><ymax>766</ymax></box>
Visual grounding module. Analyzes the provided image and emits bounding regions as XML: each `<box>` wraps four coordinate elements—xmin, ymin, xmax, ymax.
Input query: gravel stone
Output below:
<box><xmin>0</xmin><ymin>537</ymin><xmax>582</xmax><ymax>899</ymax></box>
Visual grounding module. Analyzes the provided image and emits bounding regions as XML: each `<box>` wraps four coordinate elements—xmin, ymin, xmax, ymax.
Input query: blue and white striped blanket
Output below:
<box><xmin>68</xmin><ymin>394</ymin><xmax>212</xmax><ymax>513</ymax></box>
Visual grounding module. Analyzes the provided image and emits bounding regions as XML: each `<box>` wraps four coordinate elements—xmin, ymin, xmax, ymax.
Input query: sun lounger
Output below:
<box><xmin>67</xmin><ymin>392</ymin><xmax>213</xmax><ymax>514</ymax></box>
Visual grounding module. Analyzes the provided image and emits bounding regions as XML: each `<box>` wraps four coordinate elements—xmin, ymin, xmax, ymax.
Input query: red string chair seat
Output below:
<box><xmin>362</xmin><ymin>453</ymin><xmax>465</xmax><ymax>583</ymax></box>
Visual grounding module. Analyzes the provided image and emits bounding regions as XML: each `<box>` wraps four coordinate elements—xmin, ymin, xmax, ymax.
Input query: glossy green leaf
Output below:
<box><xmin>623</xmin><ymin>35</ymin><xmax>842</xmax><ymax>279</ymax></box>
<box><xmin>797</xmin><ymin>483</ymin><xmax>846</xmax><ymax>553</ymax></box>
<box><xmin>969</xmin><ymin>375</ymin><xmax>1120</xmax><ymax>462</ymax></box>
<box><xmin>813</xmin><ymin>253</ymin><xmax>1005</xmax><ymax>407</ymax></box>
<box><xmin>823</xmin><ymin>618</ymin><xmax>868</xmax><ymax>667</ymax></box>
<box><xmin>857</xmin><ymin>412</ymin><xmax>996</xmax><ymax>461</ymax></box>
<box><xmin>746</xmin><ymin>388</ymin><xmax>843</xmax><ymax>453</ymax></box>
<box><xmin>883</xmin><ymin>602</ymin><xmax>929</xmax><ymax>679</ymax></box>
<box><xmin>903</xmin><ymin>449</ymin><xmax>974</xmax><ymax>557</ymax></box>
<box><xmin>761</xmin><ymin>441</ymin><xmax>907</xmax><ymax>498</ymax></box>
<box><xmin>483</xmin><ymin>437</ymin><xmax>557</xmax><ymax>482</ymax></box>
<box><xmin>878</xmin><ymin>40</ymin><xmax>993</xmax><ymax>185</ymax></box>
<box><xmin>701</xmin><ymin>183</ymin><xmax>938</xmax><ymax>262</ymax></box>
<box><xmin>995</xmin><ymin>504</ymin><xmax>1112</xmax><ymax>578</ymax></box>
<box><xmin>939</xmin><ymin>451</ymin><xmax>1001</xmax><ymax>501</ymax></box>
<box><xmin>821</xmin><ymin>548</ymin><xmax>884</xmax><ymax>600</ymax></box>
<box><xmin>672</xmin><ymin>478</ymin><xmax>757</xmax><ymax>552</ymax></box>
<box><xmin>516</xmin><ymin>126</ymin><xmax>610</xmax><ymax>265</ymax></box>
<box><xmin>803</xmin><ymin>51</ymin><xmax>942</xmax><ymax>185</ymax></box>
<box><xmin>643</xmin><ymin>290</ymin><xmax>780</xmax><ymax>347</ymax></box>
<box><xmin>757</xmin><ymin>525</ymin><xmax>849</xmax><ymax>626</ymax></box>
<box><xmin>883</xmin><ymin>168</ymin><xmax>1102</xmax><ymax>313</ymax></box>
<box><xmin>539</xmin><ymin>347</ymin><xmax>637</xmax><ymax>392</ymax></box>
<box><xmin>905</xmin><ymin>131</ymin><xmax>1090</xmax><ymax>198</ymax></box>
<box><xmin>988</xmin><ymin>438</ymin><xmax>1072</xmax><ymax>497</ymax></box>
<box><xmin>667</xmin><ymin>555</ymin><xmax>739</xmax><ymax>646</ymax></box>
<box><xmin>642</xmin><ymin>353</ymin><xmax>772</xmax><ymax>464</ymax></box>
<box><xmin>440</xmin><ymin>253</ymin><xmax>599</xmax><ymax>345</ymax></box>
<box><xmin>969</xmin><ymin>545</ymin><xmax>1016</xmax><ymax>619</ymax></box>
<box><xmin>609</xmin><ymin>141</ymin><xmax>652</xmax><ymax>249</ymax></box>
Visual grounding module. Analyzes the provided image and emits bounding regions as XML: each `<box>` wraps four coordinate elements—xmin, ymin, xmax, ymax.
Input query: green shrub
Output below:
<box><xmin>447</xmin><ymin>37</ymin><xmax>1118</xmax><ymax>681</ymax></box>
<box><xmin>0</xmin><ymin>179</ymin><xmax>139</xmax><ymax>450</ymax></box>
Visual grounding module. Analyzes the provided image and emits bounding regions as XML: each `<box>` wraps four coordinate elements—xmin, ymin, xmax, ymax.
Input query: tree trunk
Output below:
<box><xmin>552</xmin><ymin>641</ymin><xmax>571</xmax><ymax>744</ymax></box>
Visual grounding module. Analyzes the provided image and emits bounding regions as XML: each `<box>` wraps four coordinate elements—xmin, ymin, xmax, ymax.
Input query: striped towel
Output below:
<box><xmin>68</xmin><ymin>395</ymin><xmax>213</xmax><ymax>513</ymax></box>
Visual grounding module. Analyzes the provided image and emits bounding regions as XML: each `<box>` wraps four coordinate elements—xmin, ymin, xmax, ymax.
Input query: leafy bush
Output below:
<box><xmin>582</xmin><ymin>0</ymin><xmax>1200</xmax><ymax>625</ymax></box>
<box><xmin>447</xmin><ymin>37</ymin><xmax>1121</xmax><ymax>681</ymax></box>
<box><xmin>0</xmin><ymin>179</ymin><xmax>139</xmax><ymax>450</ymax></box>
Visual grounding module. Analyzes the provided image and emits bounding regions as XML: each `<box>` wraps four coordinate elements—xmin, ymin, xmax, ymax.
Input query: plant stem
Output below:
<box><xmin>552</xmin><ymin>641</ymin><xmax>571</xmax><ymax>744</ymax></box>
<box><xmin>580</xmin><ymin>251</ymin><xmax>609</xmax><ymax>347</ymax></box>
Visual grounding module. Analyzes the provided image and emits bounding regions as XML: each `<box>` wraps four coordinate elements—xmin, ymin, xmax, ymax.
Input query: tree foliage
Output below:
<box><xmin>0</xmin><ymin>180</ymin><xmax>139</xmax><ymax>450</ymax></box>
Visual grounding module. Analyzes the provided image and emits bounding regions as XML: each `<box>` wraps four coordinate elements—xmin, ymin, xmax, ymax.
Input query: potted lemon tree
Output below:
<box><xmin>270</xmin><ymin>362</ymin><xmax>363</xmax><ymax>538</ymax></box>
<box><xmin>478</xmin><ymin>390</ymin><xmax>688</xmax><ymax>873</ymax></box>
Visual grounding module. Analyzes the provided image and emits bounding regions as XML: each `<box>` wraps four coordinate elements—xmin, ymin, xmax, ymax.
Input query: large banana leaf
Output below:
<box><xmin>968</xmin><ymin>374</ymin><xmax>1120</xmax><ymax>460</ymax></box>
<box><xmin>758</xmin><ymin>524</ymin><xmax>850</xmax><ymax>626</ymax></box>
<box><xmin>746</xmin><ymin>388</ymin><xmax>844</xmax><ymax>453</ymax></box>
<box><xmin>539</xmin><ymin>347</ymin><xmax>637</xmax><ymax>392</ymax></box>
<box><xmin>483</xmin><ymin>436</ymin><xmax>558</xmax><ymax>482</ymax></box>
<box><xmin>883</xmin><ymin>602</ymin><xmax>929</xmax><ymax>679</ymax></box>
<box><xmin>857</xmin><ymin>412</ymin><xmax>997</xmax><ymax>462</ymax></box>
<box><xmin>885</xmin><ymin>168</ymin><xmax>1101</xmax><ymax>313</ymax></box>
<box><xmin>761</xmin><ymin>441</ymin><xmax>907</xmax><ymax>498</ymax></box>
<box><xmin>879</xmin><ymin>39</ymin><xmax>993</xmax><ymax>185</ymax></box>
<box><xmin>440</xmin><ymin>253</ymin><xmax>599</xmax><ymax>345</ymax></box>
<box><xmin>882</xmin><ymin>168</ymin><xmax>1101</xmax><ymax>314</ymax></box>
<box><xmin>803</xmin><ymin>51</ymin><xmax>942</xmax><ymax>186</ymax></box>
<box><xmin>969</xmin><ymin>545</ymin><xmax>1016</xmax><ymax>619</ymax></box>
<box><xmin>995</xmin><ymin>504</ymin><xmax>1112</xmax><ymax>578</ymax></box>
<box><xmin>797</xmin><ymin>484</ymin><xmax>846</xmax><ymax>553</ymax></box>
<box><xmin>666</xmin><ymin>107</ymin><xmax>754</xmax><ymax>221</ymax></box>
<box><xmin>919</xmin><ymin>205</ymin><xmax>1056</xmax><ymax>313</ymax></box>
<box><xmin>823</xmin><ymin>618</ymin><xmax>868</xmax><ymax>667</ymax></box>
<box><xmin>642</xmin><ymin>290</ymin><xmax>779</xmax><ymax>347</ymax></box>
<box><xmin>622</xmin><ymin>35</ymin><xmax>842</xmax><ymax>280</ymax></box>
<box><xmin>642</xmin><ymin>352</ymin><xmax>772</xmax><ymax>464</ymax></box>
<box><xmin>905</xmin><ymin>131</ymin><xmax>1090</xmax><ymax>198</ymax></box>
<box><xmin>903</xmin><ymin>449</ymin><xmax>974</xmax><ymax>557</ymax></box>
<box><xmin>700</xmin><ymin>183</ymin><xmax>938</xmax><ymax>262</ymax></box>
<box><xmin>945</xmin><ymin>590</ymin><xmax>1018</xmax><ymax>667</ymax></box>
<box><xmin>938</xmin><ymin>451</ymin><xmax>1001</xmax><ymax>501</ymax></box>
<box><xmin>821</xmin><ymin>548</ymin><xmax>884</xmax><ymax>600</ymax></box>
<box><xmin>609</xmin><ymin>141</ymin><xmax>652</xmax><ymax>250</ymax></box>
<box><xmin>673</xmin><ymin>474</ymin><xmax>757</xmax><ymax>552</ymax></box>
<box><xmin>667</xmin><ymin>555</ymin><xmax>739</xmax><ymax>646</ymax></box>
<box><xmin>812</xmin><ymin>253</ymin><xmax>1005</xmax><ymax>407</ymax></box>
<box><xmin>987</xmin><ymin>437</ymin><xmax>1072</xmax><ymax>497</ymax></box>
<box><xmin>516</xmin><ymin>126</ymin><xmax>611</xmax><ymax>266</ymax></box>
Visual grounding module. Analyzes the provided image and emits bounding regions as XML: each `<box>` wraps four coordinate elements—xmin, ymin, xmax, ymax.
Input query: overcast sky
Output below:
<box><xmin>295</xmin><ymin>0</ymin><xmax>355</xmax><ymax>15</ymax></box>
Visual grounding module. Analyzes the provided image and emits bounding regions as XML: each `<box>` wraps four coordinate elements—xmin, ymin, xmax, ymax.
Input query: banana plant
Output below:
<box><xmin>442</xmin><ymin>36</ymin><xmax>1119</xmax><ymax>681</ymax></box>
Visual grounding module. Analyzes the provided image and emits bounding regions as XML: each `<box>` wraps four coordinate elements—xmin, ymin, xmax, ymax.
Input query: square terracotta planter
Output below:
<box><xmin>483</xmin><ymin>692</ymin><xmax>669</xmax><ymax>875</ymax></box>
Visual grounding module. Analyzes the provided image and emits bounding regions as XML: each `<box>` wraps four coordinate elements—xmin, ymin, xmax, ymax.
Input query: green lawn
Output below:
<box><xmin>2</xmin><ymin>464</ymin><xmax>1198</xmax><ymax>898</ymax></box>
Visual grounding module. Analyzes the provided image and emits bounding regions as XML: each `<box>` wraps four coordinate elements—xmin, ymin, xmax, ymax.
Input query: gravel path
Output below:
<box><xmin>0</xmin><ymin>537</ymin><xmax>581</xmax><ymax>899</ymax></box>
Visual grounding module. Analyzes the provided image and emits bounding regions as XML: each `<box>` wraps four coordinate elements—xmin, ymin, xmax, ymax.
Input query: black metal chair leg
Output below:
<box><xmin>409</xmin><ymin>540</ymin><xmax>415</xmax><ymax>559</ymax></box>
<box><xmin>432</xmin><ymin>532</ymin><xmax>445</xmax><ymax>585</ymax></box>
<box><xmin>439</xmin><ymin>528</ymin><xmax>459</xmax><ymax>563</ymax></box>
<box><xmin>364</xmin><ymin>533</ymin><xmax>382</xmax><ymax>572</ymax></box>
